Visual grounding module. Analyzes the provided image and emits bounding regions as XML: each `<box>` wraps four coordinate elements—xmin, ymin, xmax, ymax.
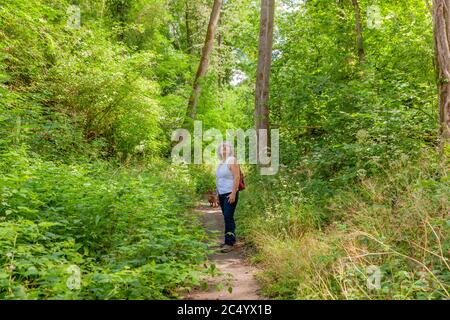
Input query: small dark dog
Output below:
<box><xmin>207</xmin><ymin>192</ymin><xmax>219</xmax><ymax>208</ymax></box>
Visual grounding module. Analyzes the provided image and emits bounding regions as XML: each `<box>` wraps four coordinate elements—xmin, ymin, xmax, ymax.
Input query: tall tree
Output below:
<box><xmin>255</xmin><ymin>0</ymin><xmax>275</xmax><ymax>161</ymax></box>
<box><xmin>351</xmin><ymin>0</ymin><xmax>365</xmax><ymax>63</ymax></box>
<box><xmin>185</xmin><ymin>0</ymin><xmax>193</xmax><ymax>54</ymax></box>
<box><xmin>432</xmin><ymin>0</ymin><xmax>450</xmax><ymax>145</ymax></box>
<box><xmin>185</xmin><ymin>0</ymin><xmax>223</xmax><ymax>121</ymax></box>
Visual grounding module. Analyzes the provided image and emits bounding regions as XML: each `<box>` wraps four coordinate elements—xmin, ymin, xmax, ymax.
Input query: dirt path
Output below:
<box><xmin>185</xmin><ymin>204</ymin><xmax>262</xmax><ymax>300</ymax></box>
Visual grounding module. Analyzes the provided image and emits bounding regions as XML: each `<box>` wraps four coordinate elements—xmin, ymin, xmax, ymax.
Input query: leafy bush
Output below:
<box><xmin>0</xmin><ymin>148</ymin><xmax>209</xmax><ymax>299</ymax></box>
<box><xmin>0</xmin><ymin>0</ymin><xmax>195</xmax><ymax>161</ymax></box>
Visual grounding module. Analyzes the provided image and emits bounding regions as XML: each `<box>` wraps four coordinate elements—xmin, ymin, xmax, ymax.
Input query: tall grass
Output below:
<box><xmin>238</xmin><ymin>151</ymin><xmax>449</xmax><ymax>299</ymax></box>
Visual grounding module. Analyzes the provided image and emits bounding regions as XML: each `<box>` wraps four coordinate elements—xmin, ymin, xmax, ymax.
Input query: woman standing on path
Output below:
<box><xmin>215</xmin><ymin>141</ymin><xmax>240</xmax><ymax>253</ymax></box>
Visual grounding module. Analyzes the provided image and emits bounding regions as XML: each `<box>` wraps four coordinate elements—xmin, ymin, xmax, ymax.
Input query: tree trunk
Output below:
<box><xmin>255</xmin><ymin>0</ymin><xmax>275</xmax><ymax>161</ymax></box>
<box><xmin>351</xmin><ymin>0</ymin><xmax>365</xmax><ymax>63</ymax></box>
<box><xmin>185</xmin><ymin>0</ymin><xmax>223</xmax><ymax>121</ymax></box>
<box><xmin>185</xmin><ymin>0</ymin><xmax>193</xmax><ymax>54</ymax></box>
<box><xmin>217</xmin><ymin>28</ymin><xmax>224</xmax><ymax>108</ymax></box>
<box><xmin>433</xmin><ymin>0</ymin><xmax>450</xmax><ymax>145</ymax></box>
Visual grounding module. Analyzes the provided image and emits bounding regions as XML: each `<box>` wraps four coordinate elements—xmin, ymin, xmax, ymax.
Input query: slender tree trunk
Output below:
<box><xmin>185</xmin><ymin>0</ymin><xmax>193</xmax><ymax>54</ymax></box>
<box><xmin>217</xmin><ymin>29</ymin><xmax>224</xmax><ymax>108</ymax></box>
<box><xmin>351</xmin><ymin>0</ymin><xmax>365</xmax><ymax>63</ymax></box>
<box><xmin>116</xmin><ymin>0</ymin><xmax>127</xmax><ymax>42</ymax></box>
<box><xmin>217</xmin><ymin>24</ymin><xmax>223</xmax><ymax>89</ymax></box>
<box><xmin>432</xmin><ymin>0</ymin><xmax>450</xmax><ymax>145</ymax></box>
<box><xmin>255</xmin><ymin>0</ymin><xmax>275</xmax><ymax>161</ymax></box>
<box><xmin>186</xmin><ymin>0</ymin><xmax>223</xmax><ymax>121</ymax></box>
<box><xmin>101</xmin><ymin>0</ymin><xmax>105</xmax><ymax>19</ymax></box>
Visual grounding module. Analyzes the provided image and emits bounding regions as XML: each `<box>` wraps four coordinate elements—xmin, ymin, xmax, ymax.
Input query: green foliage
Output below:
<box><xmin>188</xmin><ymin>164</ymin><xmax>217</xmax><ymax>194</ymax></box>
<box><xmin>0</xmin><ymin>0</ymin><xmax>197</xmax><ymax>161</ymax></box>
<box><xmin>235</xmin><ymin>0</ymin><xmax>448</xmax><ymax>300</ymax></box>
<box><xmin>0</xmin><ymin>0</ymin><xmax>226</xmax><ymax>300</ymax></box>
<box><xmin>0</xmin><ymin>147</ymin><xmax>208</xmax><ymax>299</ymax></box>
<box><xmin>239</xmin><ymin>151</ymin><xmax>449</xmax><ymax>300</ymax></box>
<box><xmin>1</xmin><ymin>0</ymin><xmax>448</xmax><ymax>301</ymax></box>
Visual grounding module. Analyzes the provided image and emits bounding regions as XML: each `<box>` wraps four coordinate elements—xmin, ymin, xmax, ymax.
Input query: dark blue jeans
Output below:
<box><xmin>218</xmin><ymin>191</ymin><xmax>239</xmax><ymax>245</ymax></box>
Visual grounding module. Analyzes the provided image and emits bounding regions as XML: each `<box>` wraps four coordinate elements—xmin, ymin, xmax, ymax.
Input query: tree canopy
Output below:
<box><xmin>0</xmin><ymin>0</ymin><xmax>448</xmax><ymax>300</ymax></box>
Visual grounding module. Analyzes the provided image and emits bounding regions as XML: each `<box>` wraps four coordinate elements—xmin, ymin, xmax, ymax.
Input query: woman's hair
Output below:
<box><xmin>217</xmin><ymin>141</ymin><xmax>235</xmax><ymax>160</ymax></box>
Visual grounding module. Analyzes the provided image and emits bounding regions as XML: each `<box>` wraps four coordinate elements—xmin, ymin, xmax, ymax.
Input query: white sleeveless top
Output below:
<box><xmin>215</xmin><ymin>156</ymin><xmax>236</xmax><ymax>195</ymax></box>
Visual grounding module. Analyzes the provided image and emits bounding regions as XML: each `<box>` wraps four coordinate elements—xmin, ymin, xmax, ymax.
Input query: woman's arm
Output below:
<box><xmin>227</xmin><ymin>158</ymin><xmax>240</xmax><ymax>203</ymax></box>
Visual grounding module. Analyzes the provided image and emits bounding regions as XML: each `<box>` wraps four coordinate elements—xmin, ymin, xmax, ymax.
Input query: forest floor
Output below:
<box><xmin>184</xmin><ymin>204</ymin><xmax>262</xmax><ymax>300</ymax></box>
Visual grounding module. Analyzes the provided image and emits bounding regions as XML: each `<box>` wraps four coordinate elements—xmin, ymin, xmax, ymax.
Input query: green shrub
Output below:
<box><xmin>238</xmin><ymin>151</ymin><xmax>449</xmax><ymax>299</ymax></box>
<box><xmin>0</xmin><ymin>148</ymin><xmax>209</xmax><ymax>299</ymax></box>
